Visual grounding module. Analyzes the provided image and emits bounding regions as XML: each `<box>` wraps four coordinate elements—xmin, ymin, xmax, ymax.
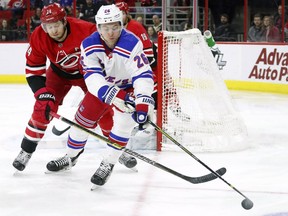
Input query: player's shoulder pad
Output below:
<box><xmin>118</xmin><ymin>29</ymin><xmax>142</xmax><ymax>52</ymax></box>
<box><xmin>29</xmin><ymin>25</ymin><xmax>48</xmax><ymax>46</ymax></box>
<box><xmin>82</xmin><ymin>31</ymin><xmax>101</xmax><ymax>49</ymax></box>
<box><xmin>128</xmin><ymin>19</ymin><xmax>146</xmax><ymax>33</ymax></box>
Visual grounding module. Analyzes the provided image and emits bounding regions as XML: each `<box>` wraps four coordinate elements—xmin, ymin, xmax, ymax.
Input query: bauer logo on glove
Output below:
<box><xmin>38</xmin><ymin>93</ymin><xmax>56</xmax><ymax>101</ymax></box>
<box><xmin>133</xmin><ymin>95</ymin><xmax>155</xmax><ymax>125</ymax></box>
<box><xmin>33</xmin><ymin>87</ymin><xmax>57</xmax><ymax>123</ymax></box>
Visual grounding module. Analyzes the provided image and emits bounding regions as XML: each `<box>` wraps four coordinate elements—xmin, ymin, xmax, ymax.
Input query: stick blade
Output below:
<box><xmin>52</xmin><ymin>125</ymin><xmax>71</xmax><ymax>136</ymax></box>
<box><xmin>187</xmin><ymin>167</ymin><xmax>227</xmax><ymax>184</ymax></box>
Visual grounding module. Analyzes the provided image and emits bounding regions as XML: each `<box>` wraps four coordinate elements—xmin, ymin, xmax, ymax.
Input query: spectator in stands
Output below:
<box><xmin>75</xmin><ymin>7</ymin><xmax>82</xmax><ymax>19</ymax></box>
<box><xmin>7</xmin><ymin>0</ymin><xmax>26</xmax><ymax>19</ymax></box>
<box><xmin>141</xmin><ymin>0</ymin><xmax>160</xmax><ymax>25</ymax></box>
<box><xmin>0</xmin><ymin>19</ymin><xmax>13</xmax><ymax>41</ymax></box>
<box><xmin>152</xmin><ymin>14</ymin><xmax>162</xmax><ymax>33</ymax></box>
<box><xmin>105</xmin><ymin>0</ymin><xmax>114</xmax><ymax>4</ymax></box>
<box><xmin>42</xmin><ymin>0</ymin><xmax>59</xmax><ymax>6</ymax></box>
<box><xmin>16</xmin><ymin>17</ymin><xmax>31</xmax><ymax>40</ymax></box>
<box><xmin>31</xmin><ymin>7</ymin><xmax>41</xmax><ymax>31</ymax></box>
<box><xmin>183</xmin><ymin>21</ymin><xmax>192</xmax><ymax>31</ymax></box>
<box><xmin>60</xmin><ymin>0</ymin><xmax>73</xmax><ymax>16</ymax></box>
<box><xmin>60</xmin><ymin>0</ymin><xmax>72</xmax><ymax>7</ymax></box>
<box><xmin>214</xmin><ymin>13</ymin><xmax>236</xmax><ymax>41</ymax></box>
<box><xmin>247</xmin><ymin>13</ymin><xmax>264</xmax><ymax>42</ymax></box>
<box><xmin>76</xmin><ymin>0</ymin><xmax>85</xmax><ymax>11</ymax></box>
<box><xmin>0</xmin><ymin>0</ymin><xmax>9</xmax><ymax>10</ymax></box>
<box><xmin>7</xmin><ymin>0</ymin><xmax>26</xmax><ymax>9</ymax></box>
<box><xmin>33</xmin><ymin>0</ymin><xmax>43</xmax><ymax>9</ymax></box>
<box><xmin>179</xmin><ymin>9</ymin><xmax>192</xmax><ymax>31</ymax></box>
<box><xmin>172</xmin><ymin>0</ymin><xmax>190</xmax><ymax>27</ymax></box>
<box><xmin>136</xmin><ymin>15</ymin><xmax>147</xmax><ymax>30</ymax></box>
<box><xmin>262</xmin><ymin>15</ymin><xmax>281</xmax><ymax>42</ymax></box>
<box><xmin>284</xmin><ymin>19</ymin><xmax>288</xmax><ymax>40</ymax></box>
<box><xmin>80</xmin><ymin>0</ymin><xmax>103</xmax><ymax>23</ymax></box>
<box><xmin>141</xmin><ymin>0</ymin><xmax>157</xmax><ymax>7</ymax></box>
<box><xmin>273</xmin><ymin>4</ymin><xmax>287</xmax><ymax>33</ymax></box>
<box><xmin>95</xmin><ymin>0</ymin><xmax>108</xmax><ymax>14</ymax></box>
<box><xmin>147</xmin><ymin>25</ymin><xmax>157</xmax><ymax>42</ymax></box>
<box><xmin>65</xmin><ymin>5</ymin><xmax>74</xmax><ymax>16</ymax></box>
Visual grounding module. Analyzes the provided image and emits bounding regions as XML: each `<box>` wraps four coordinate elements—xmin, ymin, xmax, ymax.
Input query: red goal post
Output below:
<box><xmin>156</xmin><ymin>29</ymin><xmax>248</xmax><ymax>152</ymax></box>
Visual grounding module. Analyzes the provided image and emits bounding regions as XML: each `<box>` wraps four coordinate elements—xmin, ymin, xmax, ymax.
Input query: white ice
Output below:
<box><xmin>1</xmin><ymin>84</ymin><xmax>288</xmax><ymax>216</ymax></box>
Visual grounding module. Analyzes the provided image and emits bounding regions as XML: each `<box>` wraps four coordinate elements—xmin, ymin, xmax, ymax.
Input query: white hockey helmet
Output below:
<box><xmin>95</xmin><ymin>4</ymin><xmax>123</xmax><ymax>30</ymax></box>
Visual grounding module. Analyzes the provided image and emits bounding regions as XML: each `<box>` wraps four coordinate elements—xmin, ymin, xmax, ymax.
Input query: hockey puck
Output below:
<box><xmin>241</xmin><ymin>198</ymin><xmax>253</xmax><ymax>210</ymax></box>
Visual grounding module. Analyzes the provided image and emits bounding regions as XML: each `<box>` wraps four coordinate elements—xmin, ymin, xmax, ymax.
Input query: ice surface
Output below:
<box><xmin>1</xmin><ymin>84</ymin><xmax>288</xmax><ymax>216</ymax></box>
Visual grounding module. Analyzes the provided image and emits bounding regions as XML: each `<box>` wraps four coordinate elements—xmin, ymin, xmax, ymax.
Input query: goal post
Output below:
<box><xmin>156</xmin><ymin>29</ymin><xmax>248</xmax><ymax>152</ymax></box>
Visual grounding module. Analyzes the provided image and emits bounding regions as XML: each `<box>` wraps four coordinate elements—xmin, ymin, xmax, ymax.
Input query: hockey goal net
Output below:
<box><xmin>156</xmin><ymin>29</ymin><xmax>248</xmax><ymax>152</ymax></box>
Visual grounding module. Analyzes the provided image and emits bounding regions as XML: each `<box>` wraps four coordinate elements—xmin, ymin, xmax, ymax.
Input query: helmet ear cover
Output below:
<box><xmin>95</xmin><ymin>4</ymin><xmax>123</xmax><ymax>30</ymax></box>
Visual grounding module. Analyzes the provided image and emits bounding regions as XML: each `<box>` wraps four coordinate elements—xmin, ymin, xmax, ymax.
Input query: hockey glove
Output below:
<box><xmin>133</xmin><ymin>95</ymin><xmax>155</xmax><ymax>126</ymax></box>
<box><xmin>32</xmin><ymin>87</ymin><xmax>56</xmax><ymax>124</ymax></box>
<box><xmin>103</xmin><ymin>86</ymin><xmax>134</xmax><ymax>113</ymax></box>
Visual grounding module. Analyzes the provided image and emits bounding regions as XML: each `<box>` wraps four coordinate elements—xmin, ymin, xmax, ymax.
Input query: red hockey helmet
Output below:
<box><xmin>115</xmin><ymin>2</ymin><xmax>129</xmax><ymax>14</ymax></box>
<box><xmin>40</xmin><ymin>3</ymin><xmax>66</xmax><ymax>24</ymax></box>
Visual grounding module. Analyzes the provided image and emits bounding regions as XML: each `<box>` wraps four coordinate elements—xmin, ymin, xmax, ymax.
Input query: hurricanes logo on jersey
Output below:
<box><xmin>56</xmin><ymin>50</ymin><xmax>80</xmax><ymax>69</ymax></box>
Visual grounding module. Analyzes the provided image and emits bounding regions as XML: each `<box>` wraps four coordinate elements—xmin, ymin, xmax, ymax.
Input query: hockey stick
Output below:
<box><xmin>50</xmin><ymin>111</ymin><xmax>226</xmax><ymax>184</ymax></box>
<box><xmin>52</xmin><ymin>125</ymin><xmax>71</xmax><ymax>136</ymax></box>
<box><xmin>148</xmin><ymin>120</ymin><xmax>254</xmax><ymax>210</ymax></box>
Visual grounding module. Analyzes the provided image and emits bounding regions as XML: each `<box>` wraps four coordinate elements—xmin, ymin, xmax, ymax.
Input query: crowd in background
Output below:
<box><xmin>247</xmin><ymin>5</ymin><xmax>286</xmax><ymax>42</ymax></box>
<box><xmin>0</xmin><ymin>0</ymin><xmax>163</xmax><ymax>41</ymax></box>
<box><xmin>0</xmin><ymin>0</ymin><xmax>287</xmax><ymax>43</ymax></box>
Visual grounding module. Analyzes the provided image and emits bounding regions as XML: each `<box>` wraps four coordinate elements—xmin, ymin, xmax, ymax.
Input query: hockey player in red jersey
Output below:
<box><xmin>12</xmin><ymin>3</ymin><xmax>113</xmax><ymax>172</ymax></box>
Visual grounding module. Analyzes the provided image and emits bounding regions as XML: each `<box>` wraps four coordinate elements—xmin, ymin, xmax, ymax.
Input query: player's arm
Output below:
<box><xmin>133</xmin><ymin>23</ymin><xmax>156</xmax><ymax>67</ymax></box>
<box><xmin>130</xmin><ymin>43</ymin><xmax>154</xmax><ymax>124</ymax></box>
<box><xmin>80</xmin><ymin>42</ymin><xmax>107</xmax><ymax>99</ymax></box>
<box><xmin>25</xmin><ymin>38</ymin><xmax>56</xmax><ymax>123</ymax></box>
<box><xmin>25</xmin><ymin>39</ymin><xmax>47</xmax><ymax>93</ymax></box>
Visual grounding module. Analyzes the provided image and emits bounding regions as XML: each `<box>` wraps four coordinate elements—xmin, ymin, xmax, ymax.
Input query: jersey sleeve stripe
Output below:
<box><xmin>114</xmin><ymin>46</ymin><xmax>131</xmax><ymax>55</ymax></box>
<box><xmin>132</xmin><ymin>70</ymin><xmax>153</xmax><ymax>82</ymax></box>
<box><xmin>84</xmin><ymin>45</ymin><xmax>105</xmax><ymax>56</ymax></box>
<box><xmin>143</xmin><ymin>48</ymin><xmax>154</xmax><ymax>56</ymax></box>
<box><xmin>83</xmin><ymin>71</ymin><xmax>104</xmax><ymax>79</ymax></box>
<box><xmin>113</xmin><ymin>46</ymin><xmax>131</xmax><ymax>58</ymax></box>
<box><xmin>25</xmin><ymin>65</ymin><xmax>46</xmax><ymax>71</ymax></box>
<box><xmin>26</xmin><ymin>73</ymin><xmax>46</xmax><ymax>78</ymax></box>
<box><xmin>113</xmin><ymin>50</ymin><xmax>130</xmax><ymax>58</ymax></box>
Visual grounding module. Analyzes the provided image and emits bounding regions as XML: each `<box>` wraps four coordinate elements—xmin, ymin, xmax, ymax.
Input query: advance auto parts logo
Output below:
<box><xmin>249</xmin><ymin>48</ymin><xmax>288</xmax><ymax>82</ymax></box>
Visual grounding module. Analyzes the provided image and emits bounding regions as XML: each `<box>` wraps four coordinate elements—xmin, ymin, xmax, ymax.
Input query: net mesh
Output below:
<box><xmin>159</xmin><ymin>29</ymin><xmax>248</xmax><ymax>152</ymax></box>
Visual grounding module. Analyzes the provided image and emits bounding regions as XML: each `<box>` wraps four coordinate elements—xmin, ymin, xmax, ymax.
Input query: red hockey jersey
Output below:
<box><xmin>25</xmin><ymin>17</ymin><xmax>96</xmax><ymax>80</ymax></box>
<box><xmin>126</xmin><ymin>19</ymin><xmax>154</xmax><ymax>62</ymax></box>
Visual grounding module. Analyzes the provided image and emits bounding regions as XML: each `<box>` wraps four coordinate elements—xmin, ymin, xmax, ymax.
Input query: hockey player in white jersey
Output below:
<box><xmin>47</xmin><ymin>4</ymin><xmax>154</xmax><ymax>186</ymax></box>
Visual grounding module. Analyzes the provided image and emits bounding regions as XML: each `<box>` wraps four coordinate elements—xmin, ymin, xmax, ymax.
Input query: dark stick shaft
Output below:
<box><xmin>50</xmin><ymin>112</ymin><xmax>225</xmax><ymax>184</ymax></box>
<box><xmin>148</xmin><ymin>120</ymin><xmax>251</xmax><ymax>200</ymax></box>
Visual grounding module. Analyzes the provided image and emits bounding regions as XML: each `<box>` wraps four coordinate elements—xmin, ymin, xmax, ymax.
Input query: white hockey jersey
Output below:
<box><xmin>80</xmin><ymin>29</ymin><xmax>154</xmax><ymax>100</ymax></box>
